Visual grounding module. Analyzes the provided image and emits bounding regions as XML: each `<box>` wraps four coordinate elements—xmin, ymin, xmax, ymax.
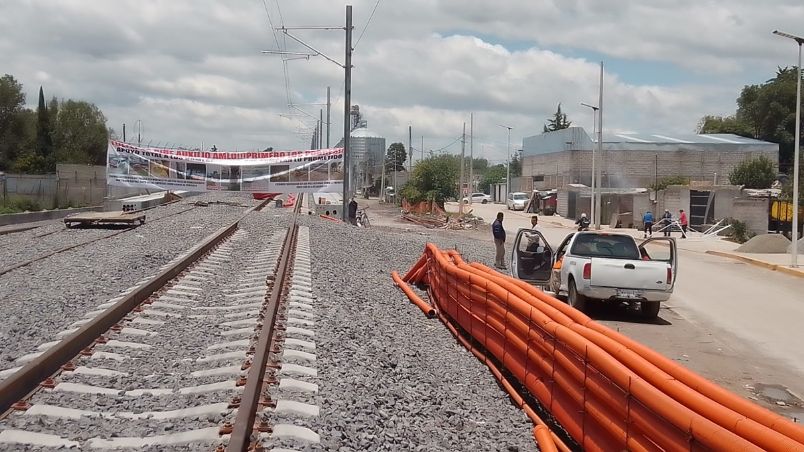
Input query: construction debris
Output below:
<box><xmin>400</xmin><ymin>200</ymin><xmax>484</xmax><ymax>230</ymax></box>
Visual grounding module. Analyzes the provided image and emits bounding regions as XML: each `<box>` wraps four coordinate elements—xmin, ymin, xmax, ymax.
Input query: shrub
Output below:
<box><xmin>728</xmin><ymin>156</ymin><xmax>776</xmax><ymax>188</ymax></box>
<box><xmin>649</xmin><ymin>176</ymin><xmax>689</xmax><ymax>191</ymax></box>
<box><xmin>725</xmin><ymin>218</ymin><xmax>755</xmax><ymax>244</ymax></box>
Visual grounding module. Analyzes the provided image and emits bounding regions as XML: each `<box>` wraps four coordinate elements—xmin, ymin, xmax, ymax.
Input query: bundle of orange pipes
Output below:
<box><xmin>392</xmin><ymin>244</ymin><xmax>804</xmax><ymax>452</ymax></box>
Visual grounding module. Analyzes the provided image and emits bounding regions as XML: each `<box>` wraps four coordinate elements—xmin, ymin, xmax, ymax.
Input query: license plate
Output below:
<box><xmin>616</xmin><ymin>289</ymin><xmax>643</xmax><ymax>299</ymax></box>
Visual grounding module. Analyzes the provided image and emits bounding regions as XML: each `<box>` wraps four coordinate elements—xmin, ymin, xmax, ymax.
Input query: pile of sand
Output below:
<box><xmin>736</xmin><ymin>234</ymin><xmax>791</xmax><ymax>254</ymax></box>
<box><xmin>788</xmin><ymin>237</ymin><xmax>804</xmax><ymax>253</ymax></box>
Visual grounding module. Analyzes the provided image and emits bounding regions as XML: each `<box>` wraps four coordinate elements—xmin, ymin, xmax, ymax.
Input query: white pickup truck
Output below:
<box><xmin>510</xmin><ymin>230</ymin><xmax>677</xmax><ymax>319</ymax></box>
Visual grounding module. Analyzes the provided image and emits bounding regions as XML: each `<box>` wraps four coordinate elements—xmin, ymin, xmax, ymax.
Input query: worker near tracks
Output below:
<box><xmin>661</xmin><ymin>209</ymin><xmax>673</xmax><ymax>237</ymax></box>
<box><xmin>492</xmin><ymin>212</ymin><xmax>507</xmax><ymax>269</ymax></box>
<box><xmin>347</xmin><ymin>198</ymin><xmax>358</xmax><ymax>226</ymax></box>
<box><xmin>575</xmin><ymin>213</ymin><xmax>590</xmax><ymax>231</ymax></box>
<box><xmin>643</xmin><ymin>210</ymin><xmax>654</xmax><ymax>238</ymax></box>
<box><xmin>679</xmin><ymin>209</ymin><xmax>688</xmax><ymax>238</ymax></box>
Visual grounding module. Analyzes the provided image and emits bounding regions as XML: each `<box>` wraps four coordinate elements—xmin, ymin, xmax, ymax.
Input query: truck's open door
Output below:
<box><xmin>511</xmin><ymin>228</ymin><xmax>553</xmax><ymax>286</ymax></box>
<box><xmin>639</xmin><ymin>237</ymin><xmax>678</xmax><ymax>290</ymax></box>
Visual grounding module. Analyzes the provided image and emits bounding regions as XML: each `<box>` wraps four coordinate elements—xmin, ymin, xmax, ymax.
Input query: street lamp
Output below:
<box><xmin>773</xmin><ymin>30</ymin><xmax>802</xmax><ymax>268</ymax></box>
<box><xmin>498</xmin><ymin>124</ymin><xmax>513</xmax><ymax>198</ymax></box>
<box><xmin>581</xmin><ymin>102</ymin><xmax>599</xmax><ymax>226</ymax></box>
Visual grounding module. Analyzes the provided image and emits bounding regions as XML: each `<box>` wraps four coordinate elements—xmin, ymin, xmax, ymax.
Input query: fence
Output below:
<box><xmin>0</xmin><ymin>164</ymin><xmax>147</xmax><ymax>210</ymax></box>
<box><xmin>395</xmin><ymin>244</ymin><xmax>804</xmax><ymax>451</ymax></box>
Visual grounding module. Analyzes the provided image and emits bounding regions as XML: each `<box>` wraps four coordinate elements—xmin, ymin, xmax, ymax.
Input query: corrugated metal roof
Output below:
<box><xmin>601</xmin><ymin>132</ymin><xmax>772</xmax><ymax>145</ymax></box>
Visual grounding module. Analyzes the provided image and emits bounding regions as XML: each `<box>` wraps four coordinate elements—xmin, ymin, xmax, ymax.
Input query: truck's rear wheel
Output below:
<box><xmin>568</xmin><ymin>279</ymin><xmax>587</xmax><ymax>312</ymax></box>
<box><xmin>640</xmin><ymin>301</ymin><xmax>660</xmax><ymax>320</ymax></box>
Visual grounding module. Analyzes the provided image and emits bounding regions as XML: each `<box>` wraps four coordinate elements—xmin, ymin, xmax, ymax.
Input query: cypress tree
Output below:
<box><xmin>36</xmin><ymin>86</ymin><xmax>53</xmax><ymax>160</ymax></box>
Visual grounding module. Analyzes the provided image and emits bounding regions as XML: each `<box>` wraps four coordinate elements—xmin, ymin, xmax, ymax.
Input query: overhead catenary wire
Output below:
<box><xmin>354</xmin><ymin>0</ymin><xmax>382</xmax><ymax>50</ymax></box>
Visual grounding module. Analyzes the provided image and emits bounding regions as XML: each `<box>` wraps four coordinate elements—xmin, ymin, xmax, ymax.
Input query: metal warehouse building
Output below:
<box><xmin>521</xmin><ymin>127</ymin><xmax>779</xmax><ymax>191</ymax></box>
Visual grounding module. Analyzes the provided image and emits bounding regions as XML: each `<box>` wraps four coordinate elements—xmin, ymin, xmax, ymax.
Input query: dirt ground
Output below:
<box><xmin>356</xmin><ymin>198</ymin><xmax>804</xmax><ymax>421</ymax></box>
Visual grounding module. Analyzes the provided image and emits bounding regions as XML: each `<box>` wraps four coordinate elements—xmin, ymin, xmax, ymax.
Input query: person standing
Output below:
<box><xmin>679</xmin><ymin>209</ymin><xmax>688</xmax><ymax>238</ymax></box>
<box><xmin>347</xmin><ymin>198</ymin><xmax>358</xmax><ymax>226</ymax></box>
<box><xmin>492</xmin><ymin>212</ymin><xmax>507</xmax><ymax>269</ymax></box>
<box><xmin>530</xmin><ymin>215</ymin><xmax>539</xmax><ymax>230</ymax></box>
<box><xmin>642</xmin><ymin>210</ymin><xmax>654</xmax><ymax>238</ymax></box>
<box><xmin>661</xmin><ymin>209</ymin><xmax>673</xmax><ymax>237</ymax></box>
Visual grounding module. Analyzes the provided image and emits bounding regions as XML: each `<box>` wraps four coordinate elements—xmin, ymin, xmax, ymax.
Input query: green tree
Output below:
<box><xmin>400</xmin><ymin>154</ymin><xmax>459</xmax><ymax>206</ymax></box>
<box><xmin>728</xmin><ymin>155</ymin><xmax>776</xmax><ymax>188</ymax></box>
<box><xmin>36</xmin><ymin>86</ymin><xmax>56</xmax><ymax>171</ymax></box>
<box><xmin>471</xmin><ymin>157</ymin><xmax>489</xmax><ymax>174</ymax></box>
<box><xmin>385</xmin><ymin>142</ymin><xmax>407</xmax><ymax>172</ymax></box>
<box><xmin>479</xmin><ymin>163</ymin><xmax>507</xmax><ymax>193</ymax></box>
<box><xmin>0</xmin><ymin>74</ymin><xmax>31</xmax><ymax>170</ymax></box>
<box><xmin>52</xmin><ymin>100</ymin><xmax>108</xmax><ymax>165</ymax></box>
<box><xmin>543</xmin><ymin>103</ymin><xmax>572</xmax><ymax>133</ymax></box>
<box><xmin>698</xmin><ymin>67</ymin><xmax>803</xmax><ymax>172</ymax></box>
<box><xmin>510</xmin><ymin>152</ymin><xmax>522</xmax><ymax>177</ymax></box>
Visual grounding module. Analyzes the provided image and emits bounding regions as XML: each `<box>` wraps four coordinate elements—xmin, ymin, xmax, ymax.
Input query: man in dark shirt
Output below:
<box><xmin>492</xmin><ymin>212</ymin><xmax>506</xmax><ymax>269</ymax></box>
<box><xmin>347</xmin><ymin>198</ymin><xmax>358</xmax><ymax>226</ymax></box>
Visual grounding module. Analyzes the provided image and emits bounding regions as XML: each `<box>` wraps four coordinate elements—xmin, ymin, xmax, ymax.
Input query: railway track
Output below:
<box><xmin>0</xmin><ymin>196</ymin><xmax>316</xmax><ymax>450</ymax></box>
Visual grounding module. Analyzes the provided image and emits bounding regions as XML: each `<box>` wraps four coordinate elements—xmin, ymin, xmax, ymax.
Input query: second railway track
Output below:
<box><xmin>0</xmin><ymin>196</ymin><xmax>315</xmax><ymax>450</ymax></box>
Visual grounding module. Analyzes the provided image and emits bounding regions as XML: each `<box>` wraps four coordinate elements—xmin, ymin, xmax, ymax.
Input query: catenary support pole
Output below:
<box><xmin>326</xmin><ymin>86</ymin><xmax>331</xmax><ymax>148</ymax></box>
<box><xmin>342</xmin><ymin>6</ymin><xmax>353</xmax><ymax>221</ymax></box>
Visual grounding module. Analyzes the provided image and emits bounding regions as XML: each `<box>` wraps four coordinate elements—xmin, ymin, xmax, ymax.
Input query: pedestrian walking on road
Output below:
<box><xmin>643</xmin><ymin>211</ymin><xmax>654</xmax><ymax>238</ymax></box>
<box><xmin>679</xmin><ymin>209</ymin><xmax>688</xmax><ymax>238</ymax></box>
<box><xmin>661</xmin><ymin>209</ymin><xmax>672</xmax><ymax>237</ymax></box>
<box><xmin>492</xmin><ymin>212</ymin><xmax>507</xmax><ymax>269</ymax></box>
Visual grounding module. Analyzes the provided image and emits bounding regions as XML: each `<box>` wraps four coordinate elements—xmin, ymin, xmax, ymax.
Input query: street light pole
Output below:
<box><xmin>499</xmin><ymin>125</ymin><xmax>513</xmax><ymax>198</ymax></box>
<box><xmin>774</xmin><ymin>30</ymin><xmax>802</xmax><ymax>268</ymax></box>
<box><xmin>581</xmin><ymin>102</ymin><xmax>599</xmax><ymax>225</ymax></box>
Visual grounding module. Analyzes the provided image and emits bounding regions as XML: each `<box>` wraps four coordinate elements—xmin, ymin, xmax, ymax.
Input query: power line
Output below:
<box><xmin>354</xmin><ymin>0</ymin><xmax>382</xmax><ymax>49</ymax></box>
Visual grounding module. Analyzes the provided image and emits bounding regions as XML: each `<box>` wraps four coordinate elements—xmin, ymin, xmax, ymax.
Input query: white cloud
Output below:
<box><xmin>0</xmin><ymin>0</ymin><xmax>797</xmax><ymax>165</ymax></box>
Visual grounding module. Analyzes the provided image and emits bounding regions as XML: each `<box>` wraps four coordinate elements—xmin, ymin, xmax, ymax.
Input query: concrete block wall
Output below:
<box><xmin>524</xmin><ymin>148</ymin><xmax>778</xmax><ymax>189</ymax></box>
<box><xmin>732</xmin><ymin>198</ymin><xmax>769</xmax><ymax>235</ymax></box>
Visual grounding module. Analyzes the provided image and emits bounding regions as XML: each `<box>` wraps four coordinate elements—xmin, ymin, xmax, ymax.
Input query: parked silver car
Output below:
<box><xmin>462</xmin><ymin>192</ymin><xmax>491</xmax><ymax>204</ymax></box>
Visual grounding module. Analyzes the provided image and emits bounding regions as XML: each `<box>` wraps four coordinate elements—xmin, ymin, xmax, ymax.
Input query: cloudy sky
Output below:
<box><xmin>2</xmin><ymin>0</ymin><xmax>802</xmax><ymax>164</ymax></box>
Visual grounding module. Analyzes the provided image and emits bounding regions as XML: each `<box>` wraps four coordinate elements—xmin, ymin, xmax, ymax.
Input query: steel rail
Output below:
<box><xmin>228</xmin><ymin>195</ymin><xmax>302</xmax><ymax>451</ymax></box>
<box><xmin>0</xmin><ymin>197</ymin><xmax>272</xmax><ymax>416</ymax></box>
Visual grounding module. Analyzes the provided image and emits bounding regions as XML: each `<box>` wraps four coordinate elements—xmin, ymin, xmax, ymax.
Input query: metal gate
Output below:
<box><xmin>689</xmin><ymin>190</ymin><xmax>714</xmax><ymax>229</ymax></box>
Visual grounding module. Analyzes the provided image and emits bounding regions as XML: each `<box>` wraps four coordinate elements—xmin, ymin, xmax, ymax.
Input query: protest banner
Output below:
<box><xmin>106</xmin><ymin>140</ymin><xmax>344</xmax><ymax>193</ymax></box>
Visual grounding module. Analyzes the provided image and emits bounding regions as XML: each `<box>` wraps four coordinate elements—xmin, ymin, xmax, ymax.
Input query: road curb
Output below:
<box><xmin>706</xmin><ymin>250</ymin><xmax>804</xmax><ymax>278</ymax></box>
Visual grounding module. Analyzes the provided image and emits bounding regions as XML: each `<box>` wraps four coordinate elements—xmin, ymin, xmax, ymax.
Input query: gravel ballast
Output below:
<box><xmin>0</xmin><ymin>207</ymin><xmax>291</xmax><ymax>451</ymax></box>
<box><xmin>0</xmin><ymin>193</ymin><xmax>262</xmax><ymax>369</ymax></box>
<box><xmin>300</xmin><ymin>216</ymin><xmax>536</xmax><ymax>451</ymax></box>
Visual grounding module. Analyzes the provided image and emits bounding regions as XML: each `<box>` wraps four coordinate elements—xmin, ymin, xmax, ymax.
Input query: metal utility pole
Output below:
<box><xmin>408</xmin><ymin>125</ymin><xmax>412</xmax><ymax>173</ymax></box>
<box><xmin>341</xmin><ymin>6</ymin><xmax>353</xmax><ymax>220</ymax></box>
<box><xmin>596</xmin><ymin>62</ymin><xmax>604</xmax><ymax>229</ymax></box>
<box><xmin>421</xmin><ymin>136</ymin><xmax>424</xmax><ymax>163</ymax></box>
<box><xmin>122</xmin><ymin>123</ymin><xmax>126</xmax><ymax>142</ymax></box>
<box><xmin>261</xmin><ymin>6</ymin><xmax>353</xmax><ymax>221</ymax></box>
<box><xmin>319</xmin><ymin>109</ymin><xmax>324</xmax><ymax>149</ymax></box>
<box><xmin>498</xmin><ymin>125</ymin><xmax>513</xmax><ymax>198</ymax></box>
<box><xmin>459</xmin><ymin>122</ymin><xmax>466</xmax><ymax>215</ymax></box>
<box><xmin>773</xmin><ymin>30</ymin><xmax>802</xmax><ymax>267</ymax></box>
<box><xmin>469</xmin><ymin>113</ymin><xmax>474</xmax><ymax>198</ymax></box>
<box><xmin>326</xmin><ymin>86</ymin><xmax>331</xmax><ymax>148</ymax></box>
<box><xmin>581</xmin><ymin>102</ymin><xmax>599</xmax><ymax>226</ymax></box>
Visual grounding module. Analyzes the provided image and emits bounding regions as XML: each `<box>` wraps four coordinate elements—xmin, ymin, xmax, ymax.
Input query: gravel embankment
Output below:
<box><xmin>295</xmin><ymin>216</ymin><xmax>536</xmax><ymax>451</ymax></box>
<box><xmin>0</xmin><ymin>193</ymin><xmax>263</xmax><ymax>369</ymax></box>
